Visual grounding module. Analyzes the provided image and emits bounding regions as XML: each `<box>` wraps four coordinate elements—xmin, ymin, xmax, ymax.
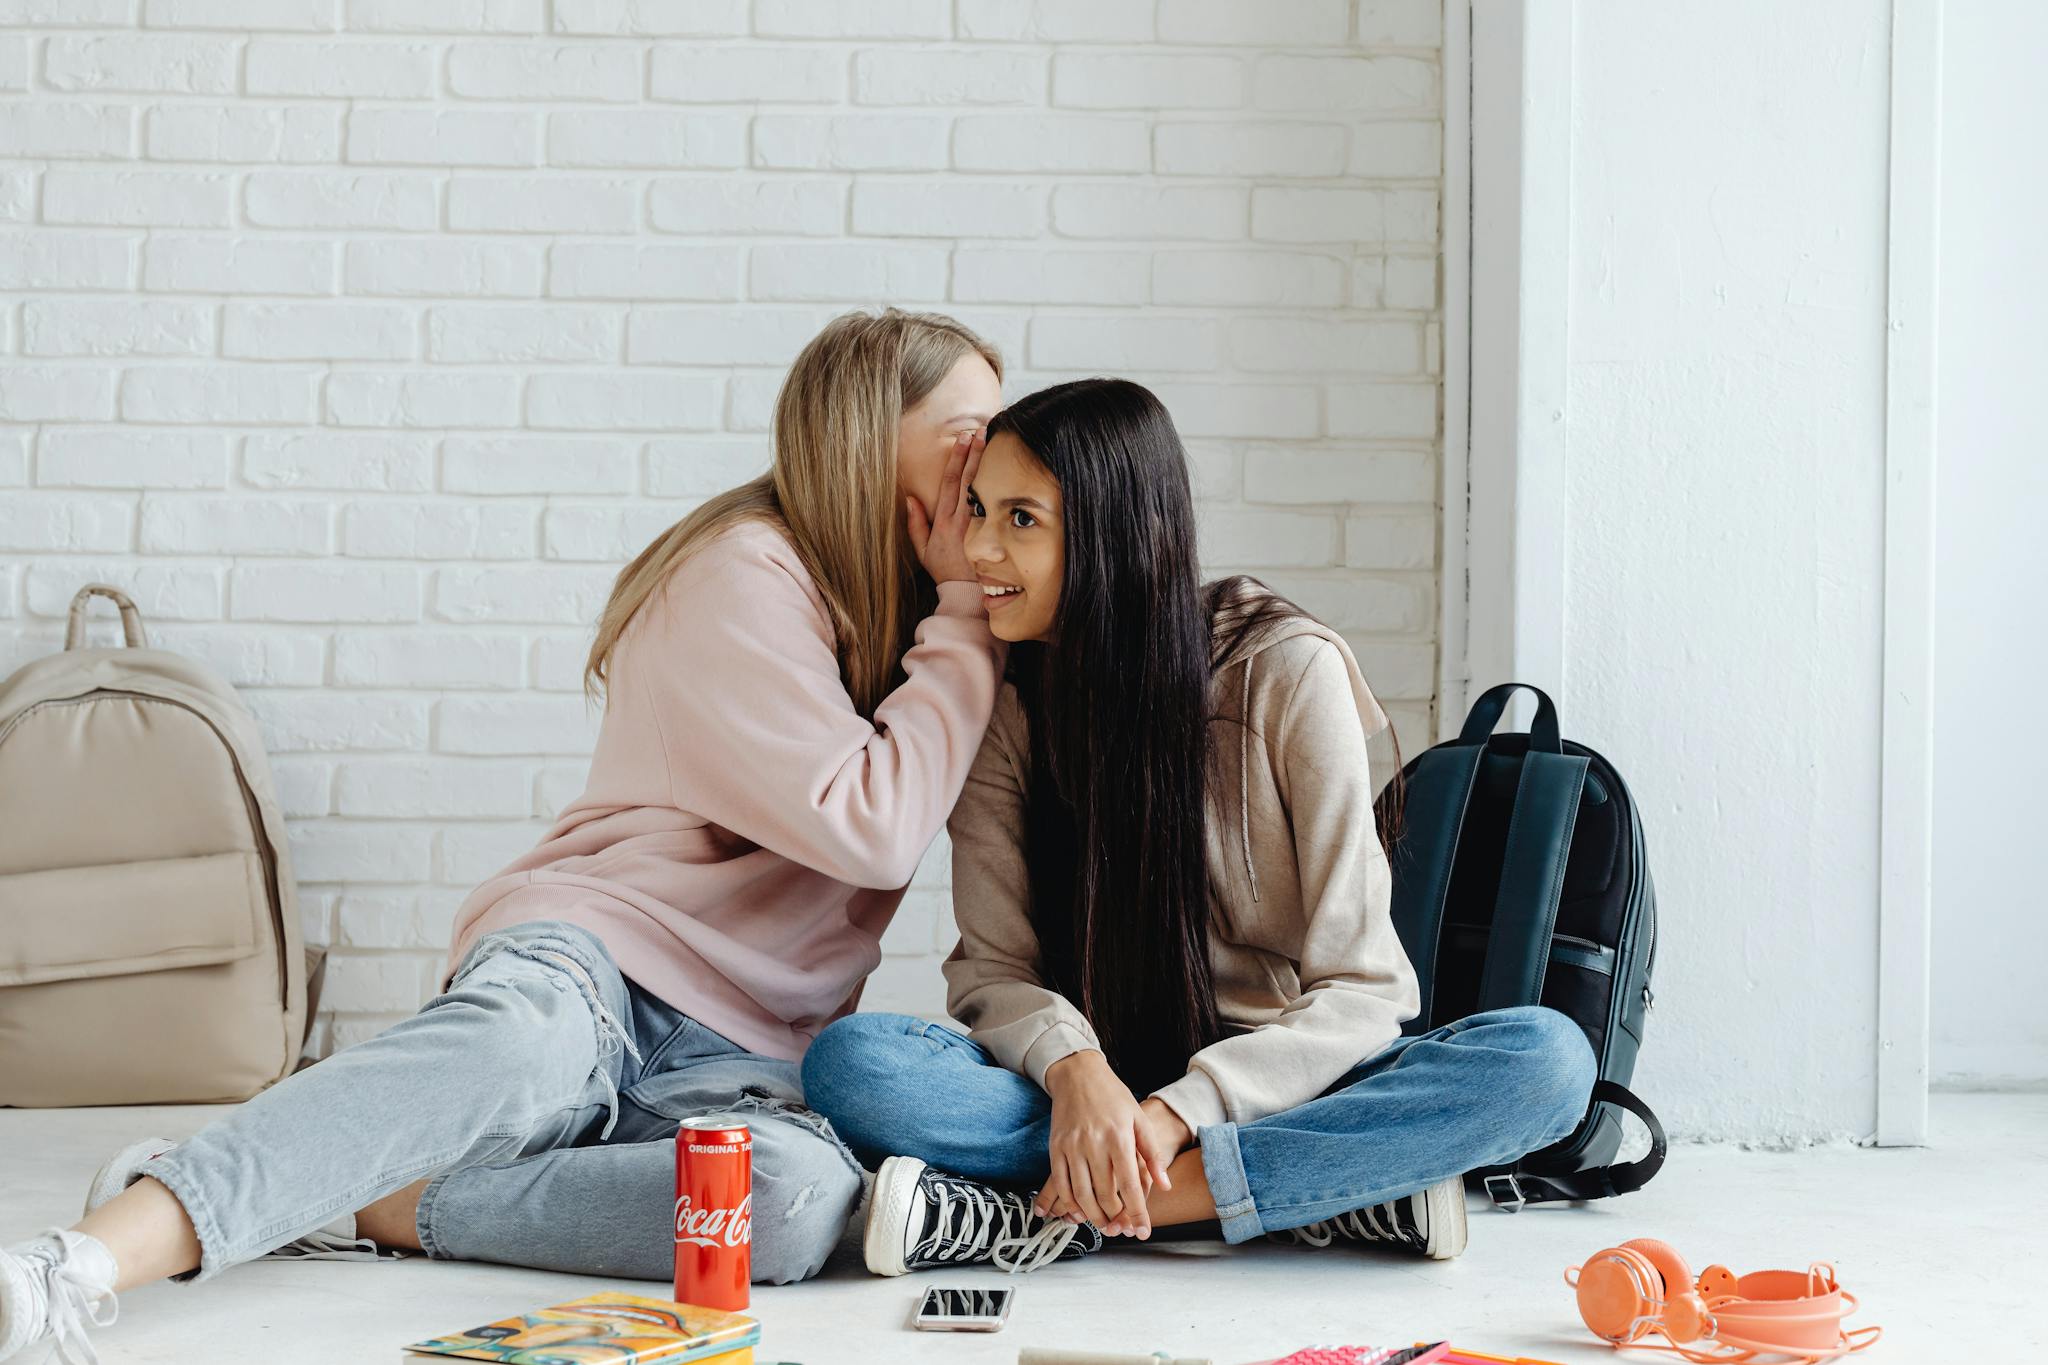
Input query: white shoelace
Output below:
<box><xmin>990</xmin><ymin>1219</ymin><xmax>1082</xmax><ymax>1274</ymax></box>
<box><xmin>914</xmin><ymin>1181</ymin><xmax>1080</xmax><ymax>1275</ymax></box>
<box><xmin>264</xmin><ymin>1228</ymin><xmax>388</xmax><ymax>1262</ymax></box>
<box><xmin>1285</xmin><ymin>1220</ymin><xmax>1337</xmax><ymax>1248</ymax></box>
<box><xmin>1284</xmin><ymin>1200</ymin><xmax>1415</xmax><ymax>1249</ymax></box>
<box><xmin>22</xmin><ymin>1229</ymin><xmax>117</xmax><ymax>1365</ymax></box>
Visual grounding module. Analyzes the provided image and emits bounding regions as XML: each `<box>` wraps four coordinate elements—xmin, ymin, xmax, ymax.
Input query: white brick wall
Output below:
<box><xmin>0</xmin><ymin>0</ymin><xmax>1444</xmax><ymax>1054</ymax></box>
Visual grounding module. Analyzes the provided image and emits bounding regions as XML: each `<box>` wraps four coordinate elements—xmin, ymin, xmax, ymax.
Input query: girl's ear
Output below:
<box><xmin>905</xmin><ymin>497</ymin><xmax>930</xmax><ymax>561</ymax></box>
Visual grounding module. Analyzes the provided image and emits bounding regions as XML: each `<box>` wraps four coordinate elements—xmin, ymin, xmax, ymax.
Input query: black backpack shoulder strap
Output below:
<box><xmin>1474</xmin><ymin>747</ymin><xmax>1590</xmax><ymax>1013</ymax></box>
<box><xmin>1483</xmin><ymin>1081</ymin><xmax>1667</xmax><ymax>1209</ymax></box>
<box><xmin>1386</xmin><ymin>742</ymin><xmax>1487</xmax><ymax>1027</ymax></box>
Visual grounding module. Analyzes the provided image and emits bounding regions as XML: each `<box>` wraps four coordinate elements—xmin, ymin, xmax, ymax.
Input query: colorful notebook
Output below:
<box><xmin>406</xmin><ymin>1292</ymin><xmax>759</xmax><ymax>1365</ymax></box>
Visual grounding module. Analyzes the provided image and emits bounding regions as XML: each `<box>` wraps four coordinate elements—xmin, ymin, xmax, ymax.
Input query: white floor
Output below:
<box><xmin>2</xmin><ymin>1094</ymin><xmax>2039</xmax><ymax>1365</ymax></box>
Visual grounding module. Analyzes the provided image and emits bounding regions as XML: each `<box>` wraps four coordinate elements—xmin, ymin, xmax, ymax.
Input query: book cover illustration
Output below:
<box><xmin>406</xmin><ymin>1291</ymin><xmax>759</xmax><ymax>1365</ymax></box>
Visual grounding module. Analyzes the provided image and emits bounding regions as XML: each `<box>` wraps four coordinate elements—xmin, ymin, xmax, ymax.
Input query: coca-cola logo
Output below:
<box><xmin>673</xmin><ymin>1190</ymin><xmax>752</xmax><ymax>1249</ymax></box>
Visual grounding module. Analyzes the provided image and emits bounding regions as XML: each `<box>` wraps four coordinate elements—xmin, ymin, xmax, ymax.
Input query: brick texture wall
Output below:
<box><xmin>0</xmin><ymin>0</ymin><xmax>1444</xmax><ymax>1055</ymax></box>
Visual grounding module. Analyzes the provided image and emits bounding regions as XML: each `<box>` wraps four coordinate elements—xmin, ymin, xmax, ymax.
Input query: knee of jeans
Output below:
<box><xmin>1495</xmin><ymin>1006</ymin><xmax>1597</xmax><ymax>1134</ymax></box>
<box><xmin>436</xmin><ymin>952</ymin><xmax>600</xmax><ymax>1065</ymax></box>
<box><xmin>748</xmin><ymin>1152</ymin><xmax>862</xmax><ymax>1286</ymax></box>
<box><xmin>799</xmin><ymin>1013</ymin><xmax>926</xmax><ymax>1125</ymax></box>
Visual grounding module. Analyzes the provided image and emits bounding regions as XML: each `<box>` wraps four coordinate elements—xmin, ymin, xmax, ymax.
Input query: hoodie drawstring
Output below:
<box><xmin>1240</xmin><ymin>657</ymin><xmax>1260</xmax><ymax>903</ymax></box>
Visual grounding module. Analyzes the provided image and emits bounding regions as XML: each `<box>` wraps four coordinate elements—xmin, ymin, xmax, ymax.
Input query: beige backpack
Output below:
<box><xmin>0</xmin><ymin>585</ymin><xmax>306</xmax><ymax>1106</ymax></box>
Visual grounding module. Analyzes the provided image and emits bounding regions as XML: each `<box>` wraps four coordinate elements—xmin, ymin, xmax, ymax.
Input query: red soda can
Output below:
<box><xmin>673</xmin><ymin>1118</ymin><xmax>751</xmax><ymax>1311</ymax></box>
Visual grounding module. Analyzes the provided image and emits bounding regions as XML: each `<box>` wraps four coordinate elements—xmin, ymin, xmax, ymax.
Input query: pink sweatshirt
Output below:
<box><xmin>444</xmin><ymin>519</ymin><xmax>1004</xmax><ymax>1061</ymax></box>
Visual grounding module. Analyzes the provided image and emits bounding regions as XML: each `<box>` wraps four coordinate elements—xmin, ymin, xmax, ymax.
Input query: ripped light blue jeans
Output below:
<box><xmin>145</xmin><ymin>921</ymin><xmax>864</xmax><ymax>1284</ymax></box>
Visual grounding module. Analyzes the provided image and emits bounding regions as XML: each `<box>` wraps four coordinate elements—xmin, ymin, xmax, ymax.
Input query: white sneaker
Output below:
<box><xmin>1273</xmin><ymin>1174</ymin><xmax>1469</xmax><ymax>1261</ymax></box>
<box><xmin>863</xmin><ymin>1156</ymin><xmax>1103</xmax><ymax>1277</ymax></box>
<box><xmin>84</xmin><ymin>1139</ymin><xmax>388</xmax><ymax>1262</ymax></box>
<box><xmin>0</xmin><ymin>1228</ymin><xmax>118</xmax><ymax>1365</ymax></box>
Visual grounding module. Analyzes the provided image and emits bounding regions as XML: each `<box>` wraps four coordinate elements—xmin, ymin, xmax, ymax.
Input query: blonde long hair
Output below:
<box><xmin>584</xmin><ymin>309</ymin><xmax>1002</xmax><ymax>718</ymax></box>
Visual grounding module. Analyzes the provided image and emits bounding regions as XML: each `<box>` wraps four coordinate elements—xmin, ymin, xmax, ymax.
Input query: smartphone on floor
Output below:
<box><xmin>911</xmin><ymin>1286</ymin><xmax>1015</xmax><ymax>1332</ymax></box>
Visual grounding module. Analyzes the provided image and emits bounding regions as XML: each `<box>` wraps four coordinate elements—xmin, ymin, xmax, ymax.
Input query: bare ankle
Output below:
<box><xmin>75</xmin><ymin>1176</ymin><xmax>202</xmax><ymax>1291</ymax></box>
<box><xmin>354</xmin><ymin>1180</ymin><xmax>427</xmax><ymax>1251</ymax></box>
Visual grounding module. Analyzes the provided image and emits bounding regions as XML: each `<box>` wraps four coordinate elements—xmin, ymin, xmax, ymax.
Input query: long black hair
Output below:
<box><xmin>990</xmin><ymin>378</ymin><xmax>1222</xmax><ymax>1097</ymax></box>
<box><xmin>993</xmin><ymin>380</ymin><xmax>1409</xmax><ymax>1094</ymax></box>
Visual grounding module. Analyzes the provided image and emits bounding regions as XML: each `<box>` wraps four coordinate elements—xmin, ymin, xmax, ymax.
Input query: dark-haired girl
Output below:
<box><xmin>801</xmin><ymin>378</ymin><xmax>1596</xmax><ymax>1276</ymax></box>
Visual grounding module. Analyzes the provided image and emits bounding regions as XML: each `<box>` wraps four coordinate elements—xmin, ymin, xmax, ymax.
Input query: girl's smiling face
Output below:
<box><xmin>965</xmin><ymin>431</ymin><xmax>1064</xmax><ymax>643</ymax></box>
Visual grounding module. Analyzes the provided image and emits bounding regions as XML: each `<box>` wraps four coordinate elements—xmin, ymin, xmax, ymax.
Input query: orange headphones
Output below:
<box><xmin>1565</xmin><ymin>1239</ymin><xmax>1882</xmax><ymax>1363</ymax></box>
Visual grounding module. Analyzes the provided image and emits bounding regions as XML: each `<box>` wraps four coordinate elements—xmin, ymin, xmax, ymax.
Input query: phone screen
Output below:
<box><xmin>914</xmin><ymin>1286</ymin><xmax>1014</xmax><ymax>1331</ymax></box>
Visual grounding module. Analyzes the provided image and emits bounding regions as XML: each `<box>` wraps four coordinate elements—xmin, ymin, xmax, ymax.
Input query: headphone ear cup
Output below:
<box><xmin>1661</xmin><ymin>1289</ymin><xmax>1712</xmax><ymax>1344</ymax></box>
<box><xmin>1615</xmin><ymin>1240</ymin><xmax>1712</xmax><ymax>1345</ymax></box>
<box><xmin>1572</xmin><ymin>1246</ymin><xmax>1665</xmax><ymax>1344</ymax></box>
<box><xmin>1620</xmin><ymin>1237</ymin><xmax>1695</xmax><ymax>1297</ymax></box>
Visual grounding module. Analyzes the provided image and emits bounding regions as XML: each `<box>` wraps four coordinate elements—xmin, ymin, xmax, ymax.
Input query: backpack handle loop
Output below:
<box><xmin>65</xmin><ymin>583</ymin><xmax>149</xmax><ymax>651</ymax></box>
<box><xmin>1457</xmin><ymin>682</ymin><xmax>1563</xmax><ymax>754</ymax></box>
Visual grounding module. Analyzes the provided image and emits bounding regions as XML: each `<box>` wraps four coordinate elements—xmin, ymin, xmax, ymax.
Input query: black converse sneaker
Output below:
<box><xmin>863</xmin><ymin>1156</ymin><xmax>1105</xmax><ymax>1277</ymax></box>
<box><xmin>1272</xmin><ymin>1174</ymin><xmax>1469</xmax><ymax>1261</ymax></box>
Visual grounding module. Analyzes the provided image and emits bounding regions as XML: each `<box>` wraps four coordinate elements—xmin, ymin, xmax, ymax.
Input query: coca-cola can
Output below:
<box><xmin>674</xmin><ymin>1118</ymin><xmax>751</xmax><ymax>1311</ymax></box>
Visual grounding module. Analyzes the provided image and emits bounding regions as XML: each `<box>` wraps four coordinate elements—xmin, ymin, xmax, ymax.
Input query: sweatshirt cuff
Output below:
<box><xmin>1150</xmin><ymin>1068</ymin><xmax>1230</xmax><ymax>1135</ymax></box>
<box><xmin>1022</xmin><ymin>1022</ymin><xmax>1098</xmax><ymax>1090</ymax></box>
<box><xmin>933</xmin><ymin>579</ymin><xmax>993</xmax><ymax>619</ymax></box>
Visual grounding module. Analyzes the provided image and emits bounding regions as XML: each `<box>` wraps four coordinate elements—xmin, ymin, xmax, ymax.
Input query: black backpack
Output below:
<box><xmin>1374</xmin><ymin>683</ymin><xmax>1665</xmax><ymax>1208</ymax></box>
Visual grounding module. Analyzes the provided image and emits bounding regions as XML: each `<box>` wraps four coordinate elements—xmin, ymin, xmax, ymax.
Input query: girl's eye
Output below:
<box><xmin>1009</xmin><ymin>509</ymin><xmax>1035</xmax><ymax>530</ymax></box>
<box><xmin>966</xmin><ymin>495</ymin><xmax>984</xmax><ymax>518</ymax></box>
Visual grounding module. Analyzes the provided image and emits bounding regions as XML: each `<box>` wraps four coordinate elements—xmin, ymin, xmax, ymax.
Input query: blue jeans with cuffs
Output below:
<box><xmin>144</xmin><ymin>920</ymin><xmax>863</xmax><ymax>1284</ymax></box>
<box><xmin>801</xmin><ymin>1004</ymin><xmax>1595</xmax><ymax>1242</ymax></box>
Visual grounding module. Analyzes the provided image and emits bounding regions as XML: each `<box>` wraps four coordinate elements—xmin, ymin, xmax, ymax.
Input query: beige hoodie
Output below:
<box><xmin>943</xmin><ymin>604</ymin><xmax>1422</xmax><ymax>1134</ymax></box>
